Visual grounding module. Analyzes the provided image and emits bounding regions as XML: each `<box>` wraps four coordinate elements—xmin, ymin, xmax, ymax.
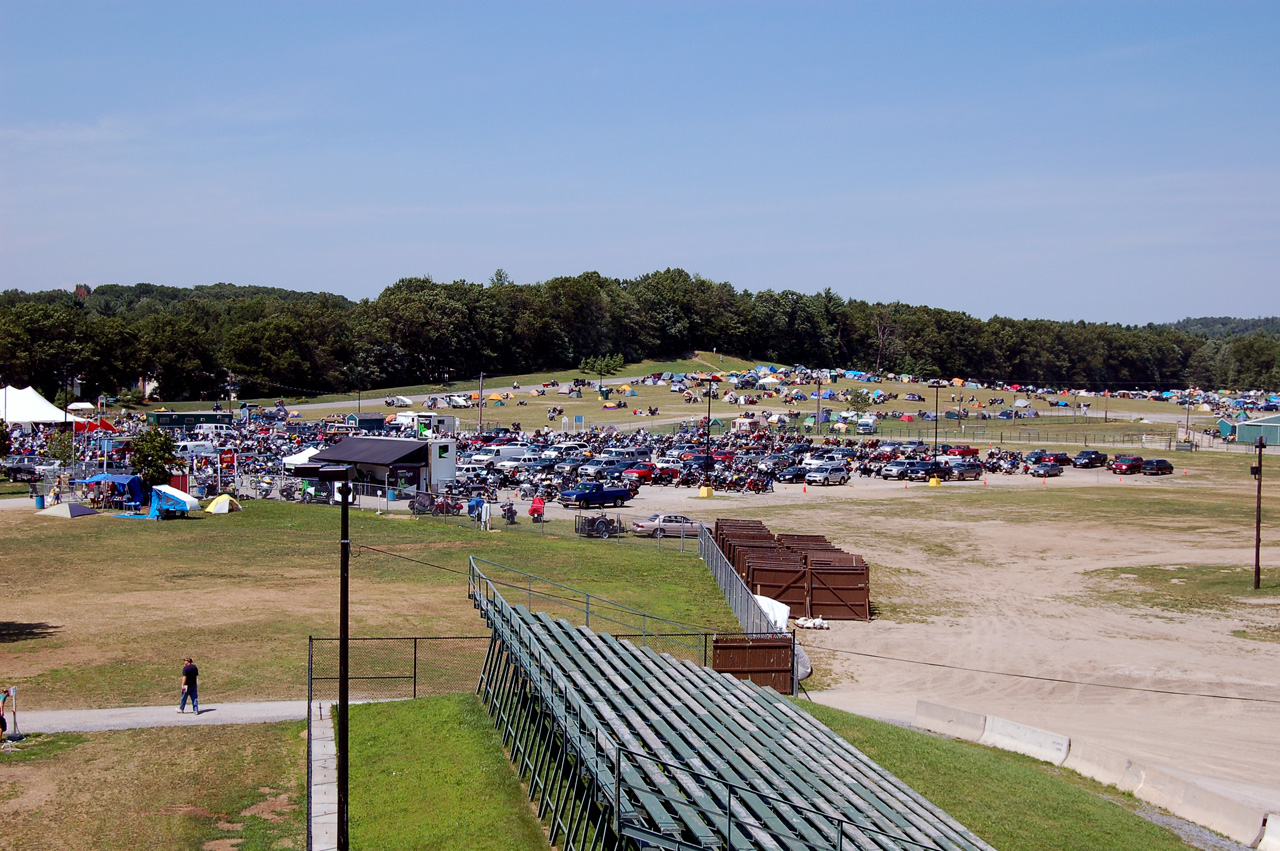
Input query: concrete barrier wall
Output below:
<box><xmin>978</xmin><ymin>715</ymin><xmax>1070</xmax><ymax>766</ymax></box>
<box><xmin>1062</xmin><ymin>740</ymin><xmax>1132</xmax><ymax>787</ymax></box>
<box><xmin>914</xmin><ymin>700</ymin><xmax>986</xmax><ymax>742</ymax></box>
<box><xmin>915</xmin><ymin>700</ymin><xmax>1271</xmax><ymax>847</ymax></box>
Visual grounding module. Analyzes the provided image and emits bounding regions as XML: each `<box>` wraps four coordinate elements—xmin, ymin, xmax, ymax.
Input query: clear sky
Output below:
<box><xmin>2</xmin><ymin>2</ymin><xmax>1276</xmax><ymax>324</ymax></box>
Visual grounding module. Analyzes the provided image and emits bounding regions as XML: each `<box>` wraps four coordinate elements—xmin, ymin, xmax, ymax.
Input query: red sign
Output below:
<box><xmin>219</xmin><ymin>451</ymin><xmax>236</xmax><ymax>466</ymax></box>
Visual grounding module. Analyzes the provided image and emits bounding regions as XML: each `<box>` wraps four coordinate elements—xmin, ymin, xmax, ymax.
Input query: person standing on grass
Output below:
<box><xmin>177</xmin><ymin>657</ymin><xmax>199</xmax><ymax>714</ymax></box>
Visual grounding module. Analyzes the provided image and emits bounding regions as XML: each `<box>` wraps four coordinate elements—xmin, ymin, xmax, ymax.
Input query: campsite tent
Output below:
<box><xmin>1013</xmin><ymin>399</ymin><xmax>1032</xmax><ymax>408</ymax></box>
<box><xmin>149</xmin><ymin>484</ymin><xmax>200</xmax><ymax>519</ymax></box>
<box><xmin>36</xmin><ymin>503</ymin><xmax>99</xmax><ymax>518</ymax></box>
<box><xmin>205</xmin><ymin>494</ymin><xmax>242</xmax><ymax>514</ymax></box>
<box><xmin>899</xmin><ymin>414</ymin><xmax>915</xmax><ymax>422</ymax></box>
<box><xmin>0</xmin><ymin>386</ymin><xmax>89</xmax><ymax>425</ymax></box>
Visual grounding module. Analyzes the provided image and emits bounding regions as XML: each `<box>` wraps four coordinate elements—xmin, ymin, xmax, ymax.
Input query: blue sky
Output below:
<box><xmin>2</xmin><ymin>2</ymin><xmax>1276</xmax><ymax>323</ymax></box>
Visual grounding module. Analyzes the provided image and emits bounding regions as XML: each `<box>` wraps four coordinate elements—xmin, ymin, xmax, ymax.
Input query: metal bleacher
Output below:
<box><xmin>470</xmin><ymin>559</ymin><xmax>996</xmax><ymax>851</ymax></box>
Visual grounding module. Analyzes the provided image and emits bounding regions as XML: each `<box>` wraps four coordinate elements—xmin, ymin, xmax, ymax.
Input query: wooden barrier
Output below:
<box><xmin>712</xmin><ymin>635</ymin><xmax>795</xmax><ymax>693</ymax></box>
<box><xmin>713</xmin><ymin>519</ymin><xmax>872</xmax><ymax>621</ymax></box>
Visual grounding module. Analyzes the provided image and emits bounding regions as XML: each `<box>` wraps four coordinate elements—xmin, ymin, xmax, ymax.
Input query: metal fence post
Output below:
<box><xmin>413</xmin><ymin>637</ymin><xmax>418</xmax><ymax>699</ymax></box>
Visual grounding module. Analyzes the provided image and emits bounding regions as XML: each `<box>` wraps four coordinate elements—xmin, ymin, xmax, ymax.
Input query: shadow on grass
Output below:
<box><xmin>0</xmin><ymin>621</ymin><xmax>61</xmax><ymax>642</ymax></box>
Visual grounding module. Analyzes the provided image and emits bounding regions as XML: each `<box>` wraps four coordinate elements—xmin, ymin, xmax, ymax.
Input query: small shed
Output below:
<box><xmin>1235</xmin><ymin>413</ymin><xmax>1280</xmax><ymax>447</ymax></box>
<box><xmin>345</xmin><ymin>412</ymin><xmax>388</xmax><ymax>432</ymax></box>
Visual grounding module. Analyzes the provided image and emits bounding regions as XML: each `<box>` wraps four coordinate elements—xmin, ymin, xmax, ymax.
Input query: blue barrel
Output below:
<box><xmin>34</xmin><ymin>495</ymin><xmax>45</xmax><ymax>509</ymax></box>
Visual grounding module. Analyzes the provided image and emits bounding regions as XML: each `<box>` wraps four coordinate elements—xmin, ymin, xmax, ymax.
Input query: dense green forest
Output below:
<box><xmin>1161</xmin><ymin>316</ymin><xmax>1280</xmax><ymax>339</ymax></box>
<box><xmin>1</xmin><ymin>270</ymin><xmax>1277</xmax><ymax>401</ymax></box>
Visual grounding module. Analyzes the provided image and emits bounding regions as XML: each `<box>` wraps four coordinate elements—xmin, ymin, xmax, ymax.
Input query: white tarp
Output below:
<box><xmin>0</xmin><ymin>386</ymin><xmax>89</xmax><ymax>425</ymax></box>
<box><xmin>753</xmin><ymin>595</ymin><xmax>791</xmax><ymax>632</ymax></box>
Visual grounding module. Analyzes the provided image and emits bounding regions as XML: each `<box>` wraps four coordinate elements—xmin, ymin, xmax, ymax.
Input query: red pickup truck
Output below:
<box><xmin>946</xmin><ymin>445</ymin><xmax>979</xmax><ymax>457</ymax></box>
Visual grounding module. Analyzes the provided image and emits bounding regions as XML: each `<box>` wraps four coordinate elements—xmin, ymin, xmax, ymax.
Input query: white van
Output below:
<box><xmin>176</xmin><ymin>441</ymin><xmax>217</xmax><ymax>456</ymax></box>
<box><xmin>856</xmin><ymin>417</ymin><xmax>878</xmax><ymax>435</ymax></box>
<box><xmin>194</xmin><ymin>423</ymin><xmax>236</xmax><ymax>438</ymax></box>
<box><xmin>471</xmin><ymin>444</ymin><xmax>524</xmax><ymax>466</ymax></box>
<box><xmin>543</xmin><ymin>442</ymin><xmax>589</xmax><ymax>459</ymax></box>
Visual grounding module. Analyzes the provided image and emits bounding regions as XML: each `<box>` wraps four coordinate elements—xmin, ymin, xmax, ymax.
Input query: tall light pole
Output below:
<box><xmin>318</xmin><ymin>464</ymin><xmax>354</xmax><ymax>850</ymax></box>
<box><xmin>1254</xmin><ymin>437</ymin><xmax>1266</xmax><ymax>591</ymax></box>
<box><xmin>933</xmin><ymin>383</ymin><xmax>939</xmax><ymax>456</ymax></box>
<box><xmin>703</xmin><ymin>380</ymin><xmax>713</xmax><ymax>483</ymax></box>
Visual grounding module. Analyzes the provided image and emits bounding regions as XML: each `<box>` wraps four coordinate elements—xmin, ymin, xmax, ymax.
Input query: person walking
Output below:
<box><xmin>177</xmin><ymin>657</ymin><xmax>199</xmax><ymax>714</ymax></box>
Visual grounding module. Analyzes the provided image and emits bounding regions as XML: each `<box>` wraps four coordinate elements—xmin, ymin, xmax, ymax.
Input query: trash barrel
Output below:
<box><xmin>34</xmin><ymin>495</ymin><xmax>45</xmax><ymax>509</ymax></box>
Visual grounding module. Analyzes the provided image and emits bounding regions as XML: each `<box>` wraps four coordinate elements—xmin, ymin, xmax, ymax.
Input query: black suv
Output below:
<box><xmin>907</xmin><ymin>461</ymin><xmax>952</xmax><ymax>482</ymax></box>
<box><xmin>1141</xmin><ymin>458</ymin><xmax>1174</xmax><ymax>475</ymax></box>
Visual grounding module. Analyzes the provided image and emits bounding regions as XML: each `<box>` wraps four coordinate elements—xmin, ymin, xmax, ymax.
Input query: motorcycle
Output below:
<box><xmin>432</xmin><ymin>496</ymin><xmax>463</xmax><ymax>516</ymax></box>
<box><xmin>500</xmin><ymin>500</ymin><xmax>518</xmax><ymax>525</ymax></box>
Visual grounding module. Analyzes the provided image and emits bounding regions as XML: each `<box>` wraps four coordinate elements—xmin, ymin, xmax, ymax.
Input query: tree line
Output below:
<box><xmin>1</xmin><ymin>270</ymin><xmax>1277</xmax><ymax>402</ymax></box>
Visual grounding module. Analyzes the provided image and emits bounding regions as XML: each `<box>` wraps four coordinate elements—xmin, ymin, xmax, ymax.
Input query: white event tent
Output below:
<box><xmin>1</xmin><ymin>385</ymin><xmax>89</xmax><ymax>425</ymax></box>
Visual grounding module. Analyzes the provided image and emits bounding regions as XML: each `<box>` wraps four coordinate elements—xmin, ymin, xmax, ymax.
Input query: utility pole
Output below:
<box><xmin>1254</xmin><ymin>437</ymin><xmax>1266</xmax><ymax>591</ymax></box>
<box><xmin>814</xmin><ymin>372</ymin><xmax>822</xmax><ymax>439</ymax></box>
<box><xmin>477</xmin><ymin>372</ymin><xmax>484</xmax><ymax>434</ymax></box>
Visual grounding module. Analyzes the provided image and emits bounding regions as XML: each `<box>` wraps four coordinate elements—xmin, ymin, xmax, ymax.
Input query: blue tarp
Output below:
<box><xmin>73</xmin><ymin>473</ymin><xmax>144</xmax><ymax>507</ymax></box>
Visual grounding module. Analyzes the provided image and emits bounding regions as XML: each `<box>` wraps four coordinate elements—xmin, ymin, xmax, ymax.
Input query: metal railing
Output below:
<box><xmin>469</xmin><ymin>557</ymin><xmax>711</xmax><ymax>664</ymax></box>
<box><xmin>698</xmin><ymin>526</ymin><xmax>781</xmax><ymax>636</ymax></box>
<box><xmin>305</xmin><ymin>634</ymin><xmax>490</xmax><ymax>850</ymax></box>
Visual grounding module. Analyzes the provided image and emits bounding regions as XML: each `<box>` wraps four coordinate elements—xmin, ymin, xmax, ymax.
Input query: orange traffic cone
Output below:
<box><xmin>803</xmin><ymin>485</ymin><xmax>807</xmax><ymax>493</ymax></box>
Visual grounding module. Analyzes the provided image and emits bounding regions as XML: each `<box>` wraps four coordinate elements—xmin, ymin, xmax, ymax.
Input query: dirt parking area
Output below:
<box><xmin>599</xmin><ymin>472</ymin><xmax>1280</xmax><ymax>814</ymax></box>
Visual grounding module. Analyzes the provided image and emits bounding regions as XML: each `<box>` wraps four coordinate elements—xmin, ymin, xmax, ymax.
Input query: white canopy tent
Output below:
<box><xmin>282</xmin><ymin>447</ymin><xmax>320</xmax><ymax>468</ymax></box>
<box><xmin>0</xmin><ymin>386</ymin><xmax>89</xmax><ymax>425</ymax></box>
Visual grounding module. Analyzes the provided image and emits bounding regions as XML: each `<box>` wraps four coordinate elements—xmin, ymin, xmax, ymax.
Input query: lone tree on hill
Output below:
<box><xmin>579</xmin><ymin>354</ymin><xmax>624</xmax><ymax>389</ymax></box>
<box><xmin>131</xmin><ymin>427</ymin><xmax>180</xmax><ymax>487</ymax></box>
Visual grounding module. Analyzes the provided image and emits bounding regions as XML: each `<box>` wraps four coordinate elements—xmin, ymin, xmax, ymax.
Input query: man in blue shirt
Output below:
<box><xmin>177</xmin><ymin>658</ymin><xmax>199</xmax><ymax>714</ymax></box>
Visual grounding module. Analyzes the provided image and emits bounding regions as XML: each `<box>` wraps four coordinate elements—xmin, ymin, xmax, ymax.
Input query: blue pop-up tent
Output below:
<box><xmin>148</xmin><ymin>484</ymin><xmax>200</xmax><ymax>519</ymax></box>
<box><xmin>74</xmin><ymin>473</ymin><xmax>145</xmax><ymax>509</ymax></box>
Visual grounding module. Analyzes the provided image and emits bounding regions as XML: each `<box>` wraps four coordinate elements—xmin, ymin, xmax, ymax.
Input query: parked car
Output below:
<box><xmin>1031</xmin><ymin>462</ymin><xmax>1063</xmax><ymax>478</ymax></box>
<box><xmin>622</xmin><ymin>461</ymin><xmax>659</xmax><ymax>483</ymax></box>
<box><xmin>554</xmin><ymin>455</ymin><xmax>590</xmax><ymax>474</ymax></box>
<box><xmin>805</xmin><ymin>464</ymin><xmax>850</xmax><ymax>486</ymax></box>
<box><xmin>579</xmin><ymin>458</ymin><xmax>630</xmax><ymax>478</ymax></box>
<box><xmin>1141</xmin><ymin>458</ymin><xmax>1174</xmax><ymax>475</ymax></box>
<box><xmin>880</xmin><ymin>460</ymin><xmax>913</xmax><ymax>480</ymax></box>
<box><xmin>950</xmin><ymin>461</ymin><xmax>984</xmax><ymax>481</ymax></box>
<box><xmin>1044</xmin><ymin>452</ymin><xmax>1072</xmax><ymax>466</ymax></box>
<box><xmin>906</xmin><ymin>461</ymin><xmax>952</xmax><ymax>482</ymax></box>
<box><xmin>1110</xmin><ymin>455</ymin><xmax>1144</xmax><ymax>475</ymax></box>
<box><xmin>946</xmin><ymin>445</ymin><xmax>979</xmax><ymax>457</ymax></box>
<box><xmin>557</xmin><ymin>481</ymin><xmax>634</xmax><ymax>509</ymax></box>
<box><xmin>775</xmin><ymin>465</ymin><xmax>808</xmax><ymax>484</ymax></box>
<box><xmin>759</xmin><ymin>454</ymin><xmax>793</xmax><ymax>471</ymax></box>
<box><xmin>1071</xmin><ymin>450</ymin><xmax>1108</xmax><ymax>468</ymax></box>
<box><xmin>631</xmin><ymin>513</ymin><xmax>704</xmax><ymax>538</ymax></box>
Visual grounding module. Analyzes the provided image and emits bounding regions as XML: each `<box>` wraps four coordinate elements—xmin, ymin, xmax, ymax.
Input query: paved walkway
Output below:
<box><xmin>22</xmin><ymin>700</ymin><xmax>308</xmax><ymax>732</ymax></box>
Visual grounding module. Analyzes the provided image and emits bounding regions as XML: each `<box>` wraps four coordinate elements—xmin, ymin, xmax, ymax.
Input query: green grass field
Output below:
<box><xmin>344</xmin><ymin>694</ymin><xmax>1202</xmax><ymax>851</ymax></box>
<box><xmin>1</xmin><ymin>501</ymin><xmax>737</xmax><ymax>710</ymax></box>
<box><xmin>0</xmin><ymin>723</ymin><xmax>305</xmax><ymax>851</ymax></box>
<box><xmin>350</xmin><ymin>695</ymin><xmax>549</xmax><ymax>850</ymax></box>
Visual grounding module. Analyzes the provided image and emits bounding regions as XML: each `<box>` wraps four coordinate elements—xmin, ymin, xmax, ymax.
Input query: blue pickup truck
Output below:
<box><xmin>557</xmin><ymin>481</ymin><xmax>634</xmax><ymax>509</ymax></box>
